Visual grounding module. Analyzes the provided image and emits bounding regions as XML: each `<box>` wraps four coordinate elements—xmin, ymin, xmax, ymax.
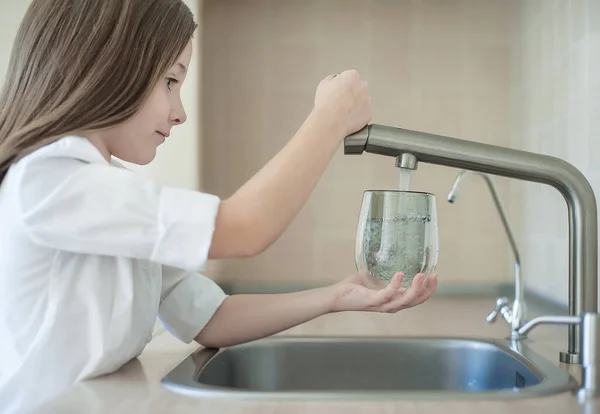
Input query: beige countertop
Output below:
<box><xmin>37</xmin><ymin>297</ymin><xmax>599</xmax><ymax>414</ymax></box>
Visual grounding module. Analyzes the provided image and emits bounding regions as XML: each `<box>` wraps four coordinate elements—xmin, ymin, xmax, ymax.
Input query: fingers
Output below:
<box><xmin>370</xmin><ymin>272</ymin><xmax>404</xmax><ymax>307</ymax></box>
<box><xmin>320</xmin><ymin>70</ymin><xmax>361</xmax><ymax>89</ymax></box>
<box><xmin>334</xmin><ymin>69</ymin><xmax>359</xmax><ymax>80</ymax></box>
<box><xmin>412</xmin><ymin>273</ymin><xmax>438</xmax><ymax>306</ymax></box>
<box><xmin>322</xmin><ymin>73</ymin><xmax>338</xmax><ymax>82</ymax></box>
<box><xmin>322</xmin><ymin>70</ymin><xmax>351</xmax><ymax>83</ymax></box>
<box><xmin>399</xmin><ymin>273</ymin><xmax>438</xmax><ymax>310</ymax></box>
<box><xmin>400</xmin><ymin>273</ymin><xmax>426</xmax><ymax>303</ymax></box>
<box><xmin>313</xmin><ymin>69</ymin><xmax>370</xmax><ymax>137</ymax></box>
<box><xmin>424</xmin><ymin>273</ymin><xmax>438</xmax><ymax>290</ymax></box>
<box><xmin>379</xmin><ymin>273</ymin><xmax>427</xmax><ymax>313</ymax></box>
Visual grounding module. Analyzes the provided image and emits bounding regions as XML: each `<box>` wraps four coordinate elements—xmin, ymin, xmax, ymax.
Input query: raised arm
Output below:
<box><xmin>208</xmin><ymin>70</ymin><xmax>371</xmax><ymax>259</ymax></box>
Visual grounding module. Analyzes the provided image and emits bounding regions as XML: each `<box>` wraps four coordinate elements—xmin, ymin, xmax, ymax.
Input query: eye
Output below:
<box><xmin>165</xmin><ymin>77</ymin><xmax>179</xmax><ymax>90</ymax></box>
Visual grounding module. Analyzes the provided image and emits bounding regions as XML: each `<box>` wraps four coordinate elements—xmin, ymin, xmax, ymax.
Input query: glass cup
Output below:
<box><xmin>355</xmin><ymin>190</ymin><xmax>439</xmax><ymax>289</ymax></box>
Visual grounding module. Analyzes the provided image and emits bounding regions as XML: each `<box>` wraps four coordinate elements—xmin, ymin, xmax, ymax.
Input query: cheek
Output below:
<box><xmin>147</xmin><ymin>89</ymin><xmax>171</xmax><ymax>118</ymax></box>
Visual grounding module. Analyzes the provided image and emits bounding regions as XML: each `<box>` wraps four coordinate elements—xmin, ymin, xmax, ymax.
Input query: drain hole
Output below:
<box><xmin>515</xmin><ymin>371</ymin><xmax>526</xmax><ymax>388</ymax></box>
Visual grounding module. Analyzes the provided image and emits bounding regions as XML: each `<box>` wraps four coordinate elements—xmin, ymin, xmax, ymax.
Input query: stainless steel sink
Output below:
<box><xmin>161</xmin><ymin>336</ymin><xmax>578</xmax><ymax>400</ymax></box>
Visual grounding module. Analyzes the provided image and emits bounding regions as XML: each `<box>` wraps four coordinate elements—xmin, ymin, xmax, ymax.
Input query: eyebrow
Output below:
<box><xmin>176</xmin><ymin>63</ymin><xmax>187</xmax><ymax>74</ymax></box>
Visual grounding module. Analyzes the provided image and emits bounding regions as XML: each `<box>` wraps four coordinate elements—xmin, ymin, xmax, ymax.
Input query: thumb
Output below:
<box><xmin>321</xmin><ymin>72</ymin><xmax>340</xmax><ymax>83</ymax></box>
<box><xmin>371</xmin><ymin>273</ymin><xmax>404</xmax><ymax>306</ymax></box>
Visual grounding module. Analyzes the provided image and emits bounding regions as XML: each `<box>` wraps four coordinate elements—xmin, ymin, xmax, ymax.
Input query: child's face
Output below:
<box><xmin>91</xmin><ymin>41</ymin><xmax>193</xmax><ymax>164</ymax></box>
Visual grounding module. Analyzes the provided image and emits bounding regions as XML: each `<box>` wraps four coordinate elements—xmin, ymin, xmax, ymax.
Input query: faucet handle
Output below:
<box><xmin>486</xmin><ymin>297</ymin><xmax>511</xmax><ymax>323</ymax></box>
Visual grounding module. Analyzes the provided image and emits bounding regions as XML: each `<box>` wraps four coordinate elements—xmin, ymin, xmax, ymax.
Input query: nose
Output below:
<box><xmin>171</xmin><ymin>101</ymin><xmax>187</xmax><ymax>125</ymax></box>
<box><xmin>171</xmin><ymin>110</ymin><xmax>187</xmax><ymax>125</ymax></box>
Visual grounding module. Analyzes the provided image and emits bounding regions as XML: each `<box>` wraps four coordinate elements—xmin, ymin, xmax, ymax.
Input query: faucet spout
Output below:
<box><xmin>447</xmin><ymin>170</ymin><xmax>525</xmax><ymax>334</ymax></box>
<box><xmin>345</xmin><ymin>123</ymin><xmax>598</xmax><ymax>364</ymax></box>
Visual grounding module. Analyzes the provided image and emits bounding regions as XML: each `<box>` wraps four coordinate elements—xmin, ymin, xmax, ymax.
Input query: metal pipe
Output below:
<box><xmin>517</xmin><ymin>315</ymin><xmax>581</xmax><ymax>336</ymax></box>
<box><xmin>447</xmin><ymin>170</ymin><xmax>524</xmax><ymax>333</ymax></box>
<box><xmin>344</xmin><ymin>123</ymin><xmax>598</xmax><ymax>364</ymax></box>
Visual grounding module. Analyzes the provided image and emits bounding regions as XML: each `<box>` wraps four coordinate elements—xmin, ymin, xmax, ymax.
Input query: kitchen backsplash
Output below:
<box><xmin>509</xmin><ymin>0</ymin><xmax>600</xmax><ymax>306</ymax></box>
<box><xmin>201</xmin><ymin>0</ymin><xmax>516</xmax><ymax>288</ymax></box>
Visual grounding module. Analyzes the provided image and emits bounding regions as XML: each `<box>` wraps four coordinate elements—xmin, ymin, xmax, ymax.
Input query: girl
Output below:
<box><xmin>0</xmin><ymin>0</ymin><xmax>438</xmax><ymax>412</ymax></box>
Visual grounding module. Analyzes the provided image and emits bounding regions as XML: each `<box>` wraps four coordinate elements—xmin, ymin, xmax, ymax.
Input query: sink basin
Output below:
<box><xmin>161</xmin><ymin>336</ymin><xmax>577</xmax><ymax>400</ymax></box>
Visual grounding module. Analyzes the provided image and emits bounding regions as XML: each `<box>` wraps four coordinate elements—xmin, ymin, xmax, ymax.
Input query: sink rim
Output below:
<box><xmin>161</xmin><ymin>335</ymin><xmax>579</xmax><ymax>401</ymax></box>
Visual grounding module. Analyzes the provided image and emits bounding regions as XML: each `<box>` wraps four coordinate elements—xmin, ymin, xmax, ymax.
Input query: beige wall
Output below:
<box><xmin>0</xmin><ymin>3</ymin><xmax>32</xmax><ymax>79</ymax></box>
<box><xmin>202</xmin><ymin>0</ymin><xmax>516</xmax><ymax>287</ymax></box>
<box><xmin>509</xmin><ymin>0</ymin><xmax>600</xmax><ymax>306</ymax></box>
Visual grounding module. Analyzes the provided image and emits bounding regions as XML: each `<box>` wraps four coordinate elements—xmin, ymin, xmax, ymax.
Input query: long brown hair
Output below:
<box><xmin>0</xmin><ymin>0</ymin><xmax>197</xmax><ymax>183</ymax></box>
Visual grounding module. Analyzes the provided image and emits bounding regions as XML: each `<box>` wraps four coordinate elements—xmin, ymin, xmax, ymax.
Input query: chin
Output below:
<box><xmin>115</xmin><ymin>149</ymin><xmax>157</xmax><ymax>165</ymax></box>
<box><xmin>136</xmin><ymin>152</ymin><xmax>157</xmax><ymax>165</ymax></box>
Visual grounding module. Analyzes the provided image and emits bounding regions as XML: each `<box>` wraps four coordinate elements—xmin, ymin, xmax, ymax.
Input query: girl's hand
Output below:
<box><xmin>312</xmin><ymin>70</ymin><xmax>372</xmax><ymax>138</ymax></box>
<box><xmin>330</xmin><ymin>272</ymin><xmax>439</xmax><ymax>313</ymax></box>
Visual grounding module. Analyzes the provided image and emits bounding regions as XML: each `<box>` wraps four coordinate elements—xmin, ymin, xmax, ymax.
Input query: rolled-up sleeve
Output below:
<box><xmin>158</xmin><ymin>265</ymin><xmax>228</xmax><ymax>343</ymax></box>
<box><xmin>17</xmin><ymin>158</ymin><xmax>221</xmax><ymax>271</ymax></box>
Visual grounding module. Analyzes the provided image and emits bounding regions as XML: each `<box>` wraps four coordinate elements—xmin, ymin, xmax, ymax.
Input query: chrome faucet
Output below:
<box><xmin>446</xmin><ymin>171</ymin><xmax>527</xmax><ymax>339</ymax></box>
<box><xmin>344</xmin><ymin>123</ymin><xmax>598</xmax><ymax>365</ymax></box>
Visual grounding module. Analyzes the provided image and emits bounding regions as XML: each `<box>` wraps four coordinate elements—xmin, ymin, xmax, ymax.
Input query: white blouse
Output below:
<box><xmin>0</xmin><ymin>136</ymin><xmax>229</xmax><ymax>413</ymax></box>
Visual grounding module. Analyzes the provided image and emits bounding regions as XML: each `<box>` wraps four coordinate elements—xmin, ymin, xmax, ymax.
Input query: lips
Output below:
<box><xmin>157</xmin><ymin>131</ymin><xmax>170</xmax><ymax>138</ymax></box>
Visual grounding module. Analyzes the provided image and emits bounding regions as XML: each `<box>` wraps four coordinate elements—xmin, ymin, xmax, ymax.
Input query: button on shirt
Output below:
<box><xmin>0</xmin><ymin>136</ymin><xmax>229</xmax><ymax>413</ymax></box>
